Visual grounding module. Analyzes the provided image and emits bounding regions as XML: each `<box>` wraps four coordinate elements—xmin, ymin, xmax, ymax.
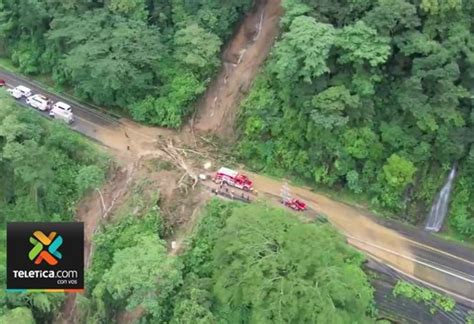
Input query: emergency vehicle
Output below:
<box><xmin>214</xmin><ymin>167</ymin><xmax>253</xmax><ymax>191</ymax></box>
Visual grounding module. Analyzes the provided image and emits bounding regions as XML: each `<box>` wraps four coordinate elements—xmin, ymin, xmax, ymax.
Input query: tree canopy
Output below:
<box><xmin>0</xmin><ymin>0</ymin><xmax>252</xmax><ymax>126</ymax></box>
<box><xmin>238</xmin><ymin>0</ymin><xmax>474</xmax><ymax>236</ymax></box>
<box><xmin>0</xmin><ymin>91</ymin><xmax>108</xmax><ymax>322</ymax></box>
<box><xmin>172</xmin><ymin>200</ymin><xmax>375</xmax><ymax>323</ymax></box>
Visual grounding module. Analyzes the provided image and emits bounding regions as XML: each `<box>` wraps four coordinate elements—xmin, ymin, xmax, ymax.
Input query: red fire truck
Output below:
<box><xmin>214</xmin><ymin>167</ymin><xmax>253</xmax><ymax>191</ymax></box>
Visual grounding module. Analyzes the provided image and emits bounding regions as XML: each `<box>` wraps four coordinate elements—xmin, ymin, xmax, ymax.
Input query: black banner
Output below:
<box><xmin>7</xmin><ymin>222</ymin><xmax>84</xmax><ymax>291</ymax></box>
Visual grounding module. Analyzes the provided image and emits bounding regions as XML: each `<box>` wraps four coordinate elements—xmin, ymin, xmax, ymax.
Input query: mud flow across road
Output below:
<box><xmin>244</xmin><ymin>171</ymin><xmax>474</xmax><ymax>306</ymax></box>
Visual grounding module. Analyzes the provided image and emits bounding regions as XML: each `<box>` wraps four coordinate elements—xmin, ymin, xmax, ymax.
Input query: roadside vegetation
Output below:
<box><xmin>172</xmin><ymin>200</ymin><xmax>375</xmax><ymax>323</ymax></box>
<box><xmin>78</xmin><ymin>199</ymin><xmax>376</xmax><ymax>323</ymax></box>
<box><xmin>0</xmin><ymin>0</ymin><xmax>252</xmax><ymax>127</ymax></box>
<box><xmin>392</xmin><ymin>280</ymin><xmax>456</xmax><ymax>314</ymax></box>
<box><xmin>0</xmin><ymin>92</ymin><xmax>108</xmax><ymax>322</ymax></box>
<box><xmin>467</xmin><ymin>311</ymin><xmax>474</xmax><ymax>324</ymax></box>
<box><xmin>238</xmin><ymin>0</ymin><xmax>474</xmax><ymax>238</ymax></box>
<box><xmin>79</xmin><ymin>206</ymin><xmax>178</xmax><ymax>322</ymax></box>
<box><xmin>0</xmin><ymin>0</ymin><xmax>472</xmax><ymax>322</ymax></box>
<box><xmin>76</xmin><ymin>173</ymin><xmax>176</xmax><ymax>323</ymax></box>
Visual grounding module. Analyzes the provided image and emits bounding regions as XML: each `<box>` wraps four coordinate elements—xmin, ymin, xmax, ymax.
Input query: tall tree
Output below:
<box><xmin>48</xmin><ymin>10</ymin><xmax>163</xmax><ymax>107</ymax></box>
<box><xmin>211</xmin><ymin>205</ymin><xmax>374</xmax><ymax>323</ymax></box>
<box><xmin>101</xmin><ymin>235</ymin><xmax>182</xmax><ymax>320</ymax></box>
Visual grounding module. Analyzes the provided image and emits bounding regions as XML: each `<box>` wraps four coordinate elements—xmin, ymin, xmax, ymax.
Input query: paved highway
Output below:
<box><xmin>0</xmin><ymin>69</ymin><xmax>171</xmax><ymax>157</ymax></box>
<box><xmin>247</xmin><ymin>171</ymin><xmax>474</xmax><ymax>307</ymax></box>
<box><xmin>0</xmin><ymin>69</ymin><xmax>121</xmax><ymax>137</ymax></box>
<box><xmin>1</xmin><ymin>69</ymin><xmax>473</xmax><ymax>307</ymax></box>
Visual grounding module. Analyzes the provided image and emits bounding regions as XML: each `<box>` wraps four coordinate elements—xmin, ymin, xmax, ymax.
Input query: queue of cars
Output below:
<box><xmin>3</xmin><ymin>81</ymin><xmax>74</xmax><ymax>124</ymax></box>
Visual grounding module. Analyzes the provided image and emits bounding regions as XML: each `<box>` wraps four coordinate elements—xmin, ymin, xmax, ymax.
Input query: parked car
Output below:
<box><xmin>0</xmin><ymin>79</ymin><xmax>5</xmax><ymax>87</ymax></box>
<box><xmin>26</xmin><ymin>94</ymin><xmax>52</xmax><ymax>111</ymax></box>
<box><xmin>7</xmin><ymin>88</ymin><xmax>22</xmax><ymax>99</ymax></box>
<box><xmin>15</xmin><ymin>85</ymin><xmax>33</xmax><ymax>97</ymax></box>
<box><xmin>49</xmin><ymin>101</ymin><xmax>72</xmax><ymax>116</ymax></box>
<box><xmin>50</xmin><ymin>106</ymin><xmax>74</xmax><ymax>124</ymax></box>
<box><xmin>7</xmin><ymin>85</ymin><xmax>32</xmax><ymax>99</ymax></box>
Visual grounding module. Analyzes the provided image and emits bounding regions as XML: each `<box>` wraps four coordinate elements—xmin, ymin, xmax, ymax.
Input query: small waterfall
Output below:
<box><xmin>425</xmin><ymin>165</ymin><xmax>457</xmax><ymax>232</ymax></box>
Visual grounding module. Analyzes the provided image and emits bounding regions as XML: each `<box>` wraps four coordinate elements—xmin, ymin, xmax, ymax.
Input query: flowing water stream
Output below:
<box><xmin>425</xmin><ymin>165</ymin><xmax>457</xmax><ymax>232</ymax></box>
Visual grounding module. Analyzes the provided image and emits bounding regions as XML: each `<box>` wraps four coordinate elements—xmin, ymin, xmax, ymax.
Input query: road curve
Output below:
<box><xmin>243</xmin><ymin>172</ymin><xmax>474</xmax><ymax>306</ymax></box>
<box><xmin>1</xmin><ymin>69</ymin><xmax>473</xmax><ymax>306</ymax></box>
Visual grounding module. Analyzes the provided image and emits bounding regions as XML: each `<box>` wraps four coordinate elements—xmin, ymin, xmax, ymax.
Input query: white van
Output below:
<box><xmin>15</xmin><ymin>85</ymin><xmax>32</xmax><ymax>97</ymax></box>
<box><xmin>50</xmin><ymin>106</ymin><xmax>74</xmax><ymax>124</ymax></box>
<box><xmin>26</xmin><ymin>94</ymin><xmax>52</xmax><ymax>111</ymax></box>
<box><xmin>7</xmin><ymin>85</ymin><xmax>32</xmax><ymax>99</ymax></box>
<box><xmin>7</xmin><ymin>88</ymin><xmax>23</xmax><ymax>99</ymax></box>
<box><xmin>49</xmin><ymin>102</ymin><xmax>72</xmax><ymax>116</ymax></box>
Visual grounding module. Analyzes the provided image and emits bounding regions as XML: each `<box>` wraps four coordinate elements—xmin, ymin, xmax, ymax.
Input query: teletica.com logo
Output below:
<box><xmin>7</xmin><ymin>222</ymin><xmax>84</xmax><ymax>291</ymax></box>
<box><xmin>29</xmin><ymin>231</ymin><xmax>63</xmax><ymax>266</ymax></box>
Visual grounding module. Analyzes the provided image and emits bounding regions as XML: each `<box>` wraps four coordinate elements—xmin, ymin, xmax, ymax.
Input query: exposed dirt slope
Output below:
<box><xmin>192</xmin><ymin>0</ymin><xmax>282</xmax><ymax>139</ymax></box>
<box><xmin>55</xmin><ymin>162</ymin><xmax>137</xmax><ymax>324</ymax></box>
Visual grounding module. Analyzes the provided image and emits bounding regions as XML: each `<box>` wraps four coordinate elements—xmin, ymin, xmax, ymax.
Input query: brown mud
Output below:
<box><xmin>192</xmin><ymin>0</ymin><xmax>282</xmax><ymax>140</ymax></box>
<box><xmin>56</xmin><ymin>162</ymin><xmax>137</xmax><ymax>323</ymax></box>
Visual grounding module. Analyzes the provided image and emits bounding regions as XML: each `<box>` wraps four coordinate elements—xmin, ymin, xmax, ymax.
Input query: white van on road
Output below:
<box><xmin>50</xmin><ymin>106</ymin><xmax>74</xmax><ymax>124</ymax></box>
<box><xmin>49</xmin><ymin>101</ymin><xmax>74</xmax><ymax>124</ymax></box>
<box><xmin>7</xmin><ymin>85</ymin><xmax>32</xmax><ymax>99</ymax></box>
<box><xmin>7</xmin><ymin>88</ymin><xmax>22</xmax><ymax>99</ymax></box>
<box><xmin>26</xmin><ymin>94</ymin><xmax>52</xmax><ymax>111</ymax></box>
<box><xmin>49</xmin><ymin>101</ymin><xmax>72</xmax><ymax>115</ymax></box>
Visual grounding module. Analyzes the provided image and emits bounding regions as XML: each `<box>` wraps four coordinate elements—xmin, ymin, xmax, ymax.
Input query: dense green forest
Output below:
<box><xmin>174</xmin><ymin>201</ymin><xmax>374</xmax><ymax>323</ymax></box>
<box><xmin>2</xmin><ymin>0</ymin><xmax>471</xmax><ymax>237</ymax></box>
<box><xmin>238</xmin><ymin>0</ymin><xmax>474</xmax><ymax>238</ymax></box>
<box><xmin>0</xmin><ymin>92</ymin><xmax>108</xmax><ymax>322</ymax></box>
<box><xmin>80</xmin><ymin>199</ymin><xmax>375</xmax><ymax>323</ymax></box>
<box><xmin>0</xmin><ymin>0</ymin><xmax>252</xmax><ymax>127</ymax></box>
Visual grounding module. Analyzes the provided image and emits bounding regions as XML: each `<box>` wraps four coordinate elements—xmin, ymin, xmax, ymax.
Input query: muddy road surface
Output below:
<box><xmin>243</xmin><ymin>171</ymin><xmax>474</xmax><ymax>306</ymax></box>
<box><xmin>0</xmin><ymin>69</ymin><xmax>175</xmax><ymax>161</ymax></box>
<box><xmin>2</xmin><ymin>67</ymin><xmax>473</xmax><ymax>307</ymax></box>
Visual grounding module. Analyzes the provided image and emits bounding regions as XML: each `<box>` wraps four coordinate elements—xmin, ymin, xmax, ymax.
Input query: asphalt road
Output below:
<box><xmin>367</xmin><ymin>259</ymin><xmax>472</xmax><ymax>323</ymax></box>
<box><xmin>371</xmin><ymin>209</ymin><xmax>474</xmax><ymax>304</ymax></box>
<box><xmin>0</xmin><ymin>69</ymin><xmax>122</xmax><ymax>142</ymax></box>
<box><xmin>1</xmin><ymin>69</ymin><xmax>473</xmax><ymax>307</ymax></box>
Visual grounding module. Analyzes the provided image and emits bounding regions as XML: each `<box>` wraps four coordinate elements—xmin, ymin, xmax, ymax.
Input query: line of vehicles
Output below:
<box><xmin>213</xmin><ymin>167</ymin><xmax>308</xmax><ymax>211</ymax></box>
<box><xmin>1</xmin><ymin>82</ymin><xmax>74</xmax><ymax>124</ymax></box>
<box><xmin>1</xmin><ymin>81</ymin><xmax>306</xmax><ymax>211</ymax></box>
